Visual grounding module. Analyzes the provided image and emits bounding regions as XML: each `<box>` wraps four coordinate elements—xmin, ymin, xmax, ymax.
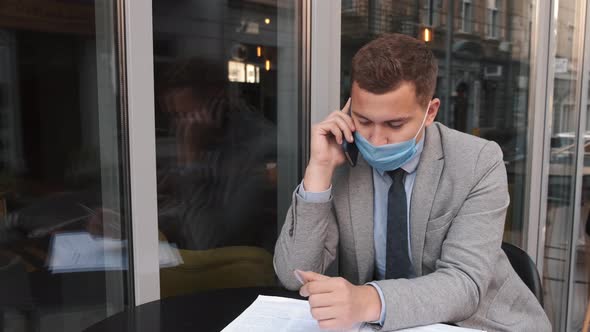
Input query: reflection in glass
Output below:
<box><xmin>0</xmin><ymin>1</ymin><xmax>130</xmax><ymax>331</ymax></box>
<box><xmin>153</xmin><ymin>0</ymin><xmax>302</xmax><ymax>298</ymax></box>
<box><xmin>542</xmin><ymin>0</ymin><xmax>587</xmax><ymax>330</ymax></box>
<box><xmin>572</xmin><ymin>175</ymin><xmax>590</xmax><ymax>331</ymax></box>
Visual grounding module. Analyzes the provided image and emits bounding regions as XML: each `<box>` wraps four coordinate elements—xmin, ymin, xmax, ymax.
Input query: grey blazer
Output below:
<box><xmin>274</xmin><ymin>122</ymin><xmax>551</xmax><ymax>332</ymax></box>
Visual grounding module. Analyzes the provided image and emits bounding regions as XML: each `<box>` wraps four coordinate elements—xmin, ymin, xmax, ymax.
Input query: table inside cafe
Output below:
<box><xmin>84</xmin><ymin>287</ymin><xmax>304</xmax><ymax>332</ymax></box>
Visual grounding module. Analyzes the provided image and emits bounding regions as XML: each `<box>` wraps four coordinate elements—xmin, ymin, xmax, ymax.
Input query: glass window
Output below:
<box><xmin>341</xmin><ymin>0</ymin><xmax>535</xmax><ymax>247</ymax></box>
<box><xmin>421</xmin><ymin>0</ymin><xmax>444</xmax><ymax>27</ymax></box>
<box><xmin>0</xmin><ymin>1</ymin><xmax>131</xmax><ymax>331</ymax></box>
<box><xmin>487</xmin><ymin>0</ymin><xmax>501</xmax><ymax>39</ymax></box>
<box><xmin>541</xmin><ymin>0</ymin><xmax>587</xmax><ymax>330</ymax></box>
<box><xmin>152</xmin><ymin>0</ymin><xmax>303</xmax><ymax>298</ymax></box>
<box><xmin>461</xmin><ymin>0</ymin><xmax>473</xmax><ymax>33</ymax></box>
<box><xmin>433</xmin><ymin>0</ymin><xmax>443</xmax><ymax>27</ymax></box>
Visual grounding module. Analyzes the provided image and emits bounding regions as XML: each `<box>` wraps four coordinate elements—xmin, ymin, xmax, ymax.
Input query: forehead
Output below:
<box><xmin>351</xmin><ymin>81</ymin><xmax>421</xmax><ymax>117</ymax></box>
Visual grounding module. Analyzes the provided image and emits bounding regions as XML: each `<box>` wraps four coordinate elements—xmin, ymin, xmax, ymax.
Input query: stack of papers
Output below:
<box><xmin>47</xmin><ymin>232</ymin><xmax>183</xmax><ymax>273</ymax></box>
<box><xmin>222</xmin><ymin>296</ymin><xmax>485</xmax><ymax>332</ymax></box>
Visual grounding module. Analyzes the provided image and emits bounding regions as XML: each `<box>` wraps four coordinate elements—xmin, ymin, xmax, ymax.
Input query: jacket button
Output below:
<box><xmin>289</xmin><ymin>229</ymin><xmax>293</xmax><ymax>236</ymax></box>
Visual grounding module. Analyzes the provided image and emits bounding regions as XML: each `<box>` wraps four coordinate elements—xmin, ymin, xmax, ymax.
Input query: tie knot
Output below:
<box><xmin>387</xmin><ymin>168</ymin><xmax>406</xmax><ymax>182</ymax></box>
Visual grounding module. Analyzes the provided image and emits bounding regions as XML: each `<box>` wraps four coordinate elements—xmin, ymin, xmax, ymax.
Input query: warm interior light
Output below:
<box><xmin>228</xmin><ymin>60</ymin><xmax>246</xmax><ymax>82</ymax></box>
<box><xmin>246</xmin><ymin>64</ymin><xmax>256</xmax><ymax>83</ymax></box>
<box><xmin>257</xmin><ymin>46</ymin><xmax>262</xmax><ymax>57</ymax></box>
<box><xmin>423</xmin><ymin>27</ymin><xmax>433</xmax><ymax>42</ymax></box>
<box><xmin>264</xmin><ymin>18</ymin><xmax>271</xmax><ymax>25</ymax></box>
<box><xmin>265</xmin><ymin>59</ymin><xmax>271</xmax><ymax>71</ymax></box>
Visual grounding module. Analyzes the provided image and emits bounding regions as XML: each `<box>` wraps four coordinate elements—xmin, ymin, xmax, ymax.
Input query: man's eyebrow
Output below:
<box><xmin>352</xmin><ymin>111</ymin><xmax>410</xmax><ymax>123</ymax></box>
<box><xmin>384</xmin><ymin>116</ymin><xmax>411</xmax><ymax>123</ymax></box>
<box><xmin>352</xmin><ymin>111</ymin><xmax>369</xmax><ymax>119</ymax></box>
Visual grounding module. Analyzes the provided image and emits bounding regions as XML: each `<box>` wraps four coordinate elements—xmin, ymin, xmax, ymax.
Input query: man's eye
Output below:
<box><xmin>387</xmin><ymin>122</ymin><xmax>403</xmax><ymax>129</ymax></box>
<box><xmin>358</xmin><ymin>119</ymin><xmax>371</xmax><ymax>125</ymax></box>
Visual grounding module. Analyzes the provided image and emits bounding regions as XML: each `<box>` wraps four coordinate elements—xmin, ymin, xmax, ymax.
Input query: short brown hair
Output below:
<box><xmin>351</xmin><ymin>33</ymin><xmax>438</xmax><ymax>106</ymax></box>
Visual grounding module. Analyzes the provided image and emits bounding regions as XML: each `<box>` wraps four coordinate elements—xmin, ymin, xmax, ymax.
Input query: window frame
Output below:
<box><xmin>461</xmin><ymin>0</ymin><xmax>473</xmax><ymax>33</ymax></box>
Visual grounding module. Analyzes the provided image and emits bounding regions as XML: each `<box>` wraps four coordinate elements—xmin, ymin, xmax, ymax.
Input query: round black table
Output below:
<box><xmin>84</xmin><ymin>287</ymin><xmax>304</xmax><ymax>332</ymax></box>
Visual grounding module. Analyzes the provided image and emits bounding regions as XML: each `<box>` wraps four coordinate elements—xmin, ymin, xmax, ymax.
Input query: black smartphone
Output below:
<box><xmin>341</xmin><ymin>99</ymin><xmax>358</xmax><ymax>167</ymax></box>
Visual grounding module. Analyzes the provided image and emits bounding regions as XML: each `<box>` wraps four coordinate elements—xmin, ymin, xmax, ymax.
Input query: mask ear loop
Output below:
<box><xmin>413</xmin><ymin>100</ymin><xmax>432</xmax><ymax>141</ymax></box>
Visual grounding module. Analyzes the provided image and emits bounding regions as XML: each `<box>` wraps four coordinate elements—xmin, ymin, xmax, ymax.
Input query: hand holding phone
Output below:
<box><xmin>304</xmin><ymin>98</ymin><xmax>356</xmax><ymax>191</ymax></box>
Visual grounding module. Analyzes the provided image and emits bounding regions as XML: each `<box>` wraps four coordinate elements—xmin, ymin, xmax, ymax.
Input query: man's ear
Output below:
<box><xmin>425</xmin><ymin>98</ymin><xmax>441</xmax><ymax>126</ymax></box>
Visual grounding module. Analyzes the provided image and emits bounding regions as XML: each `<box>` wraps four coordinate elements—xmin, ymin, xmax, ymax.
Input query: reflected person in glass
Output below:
<box><xmin>156</xmin><ymin>58</ymin><xmax>277</xmax><ymax>251</ymax></box>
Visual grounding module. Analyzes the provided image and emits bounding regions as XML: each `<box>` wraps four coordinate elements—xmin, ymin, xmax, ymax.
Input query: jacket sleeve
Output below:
<box><xmin>273</xmin><ymin>187</ymin><xmax>340</xmax><ymax>290</ymax></box>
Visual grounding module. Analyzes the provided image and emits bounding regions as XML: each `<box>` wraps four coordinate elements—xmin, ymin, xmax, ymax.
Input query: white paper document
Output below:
<box><xmin>221</xmin><ymin>295</ymin><xmax>364</xmax><ymax>332</ymax></box>
<box><xmin>47</xmin><ymin>232</ymin><xmax>183</xmax><ymax>273</ymax></box>
<box><xmin>221</xmin><ymin>295</ymin><xmax>485</xmax><ymax>332</ymax></box>
<box><xmin>398</xmin><ymin>324</ymin><xmax>485</xmax><ymax>332</ymax></box>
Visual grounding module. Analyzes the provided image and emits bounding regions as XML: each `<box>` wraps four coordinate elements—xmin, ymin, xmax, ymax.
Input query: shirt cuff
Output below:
<box><xmin>295</xmin><ymin>181</ymin><xmax>332</xmax><ymax>203</ymax></box>
<box><xmin>366</xmin><ymin>282</ymin><xmax>386</xmax><ymax>326</ymax></box>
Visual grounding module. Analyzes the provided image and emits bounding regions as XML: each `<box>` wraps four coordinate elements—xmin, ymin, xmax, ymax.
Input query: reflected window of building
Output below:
<box><xmin>461</xmin><ymin>0</ymin><xmax>473</xmax><ymax>33</ymax></box>
<box><xmin>486</xmin><ymin>0</ymin><xmax>501</xmax><ymax>39</ymax></box>
<box><xmin>541</xmin><ymin>0</ymin><xmax>588</xmax><ymax>329</ymax></box>
<box><xmin>421</xmin><ymin>0</ymin><xmax>443</xmax><ymax>27</ymax></box>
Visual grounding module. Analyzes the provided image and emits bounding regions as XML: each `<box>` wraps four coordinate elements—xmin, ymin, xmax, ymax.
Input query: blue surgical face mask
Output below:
<box><xmin>354</xmin><ymin>102</ymin><xmax>431</xmax><ymax>173</ymax></box>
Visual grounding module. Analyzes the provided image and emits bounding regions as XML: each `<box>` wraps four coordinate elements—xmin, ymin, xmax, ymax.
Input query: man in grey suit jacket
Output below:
<box><xmin>274</xmin><ymin>34</ymin><xmax>551</xmax><ymax>331</ymax></box>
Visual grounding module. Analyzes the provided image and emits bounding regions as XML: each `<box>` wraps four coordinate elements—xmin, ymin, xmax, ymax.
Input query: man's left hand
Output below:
<box><xmin>297</xmin><ymin>270</ymin><xmax>382</xmax><ymax>330</ymax></box>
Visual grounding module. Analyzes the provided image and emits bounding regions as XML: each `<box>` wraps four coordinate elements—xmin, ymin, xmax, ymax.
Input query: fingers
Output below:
<box><xmin>301</xmin><ymin>275</ymin><xmax>358</xmax><ymax>330</ymax></box>
<box><xmin>300</xmin><ymin>279</ymin><xmax>334</xmax><ymax>297</ymax></box>
<box><xmin>331</xmin><ymin>108</ymin><xmax>355</xmax><ymax>130</ymax></box>
<box><xmin>294</xmin><ymin>270</ymin><xmax>305</xmax><ymax>285</ymax></box>
<box><xmin>310</xmin><ymin>306</ymin><xmax>338</xmax><ymax>321</ymax></box>
<box><xmin>297</xmin><ymin>271</ymin><xmax>331</xmax><ymax>297</ymax></box>
<box><xmin>341</xmin><ymin>97</ymin><xmax>351</xmax><ymax>114</ymax></box>
<box><xmin>308</xmin><ymin>293</ymin><xmax>334</xmax><ymax>308</ymax></box>
<box><xmin>316</xmin><ymin>113</ymin><xmax>355</xmax><ymax>144</ymax></box>
<box><xmin>309</xmin><ymin>296</ymin><xmax>346</xmax><ymax>329</ymax></box>
<box><xmin>316</xmin><ymin>122</ymin><xmax>343</xmax><ymax>144</ymax></box>
<box><xmin>317</xmin><ymin>319</ymin><xmax>341</xmax><ymax>330</ymax></box>
<box><xmin>330</xmin><ymin>115</ymin><xmax>354</xmax><ymax>142</ymax></box>
<box><xmin>297</xmin><ymin>270</ymin><xmax>330</xmax><ymax>283</ymax></box>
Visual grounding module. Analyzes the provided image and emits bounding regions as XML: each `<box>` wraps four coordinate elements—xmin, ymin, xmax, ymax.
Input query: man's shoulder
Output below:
<box><xmin>434</xmin><ymin>123</ymin><xmax>503</xmax><ymax>175</ymax></box>
<box><xmin>434</xmin><ymin>122</ymin><xmax>490</xmax><ymax>150</ymax></box>
<box><xmin>432</xmin><ymin>122</ymin><xmax>503</xmax><ymax>162</ymax></box>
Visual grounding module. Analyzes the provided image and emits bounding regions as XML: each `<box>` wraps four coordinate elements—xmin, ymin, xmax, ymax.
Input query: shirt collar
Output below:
<box><xmin>375</xmin><ymin>137</ymin><xmax>424</xmax><ymax>176</ymax></box>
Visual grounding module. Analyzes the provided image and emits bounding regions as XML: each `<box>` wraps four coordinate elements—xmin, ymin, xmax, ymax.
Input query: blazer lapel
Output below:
<box><xmin>348</xmin><ymin>157</ymin><xmax>375</xmax><ymax>284</ymax></box>
<box><xmin>410</xmin><ymin>124</ymin><xmax>445</xmax><ymax>276</ymax></box>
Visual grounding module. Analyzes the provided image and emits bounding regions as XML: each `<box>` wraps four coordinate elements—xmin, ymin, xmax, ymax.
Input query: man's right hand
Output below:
<box><xmin>303</xmin><ymin>98</ymin><xmax>355</xmax><ymax>192</ymax></box>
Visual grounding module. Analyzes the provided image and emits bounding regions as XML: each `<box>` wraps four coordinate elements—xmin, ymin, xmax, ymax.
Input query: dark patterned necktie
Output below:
<box><xmin>385</xmin><ymin>168</ymin><xmax>415</xmax><ymax>279</ymax></box>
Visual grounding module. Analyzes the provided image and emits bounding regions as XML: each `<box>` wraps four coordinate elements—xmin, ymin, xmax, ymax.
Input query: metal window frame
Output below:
<box><xmin>96</xmin><ymin>0</ymin><xmax>132</xmax><ymax>314</ymax></box>
<box><xmin>310</xmin><ymin>0</ymin><xmax>341</xmax><ymax>125</ymax></box>
<box><xmin>121</xmin><ymin>0</ymin><xmax>161</xmax><ymax>305</ymax></box>
<box><xmin>566</xmin><ymin>0</ymin><xmax>590</xmax><ymax>328</ymax></box>
<box><xmin>526</xmin><ymin>0</ymin><xmax>554</xmax><ymax>273</ymax></box>
<box><xmin>301</xmin><ymin>0</ymin><xmax>313</xmax><ymax>176</ymax></box>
